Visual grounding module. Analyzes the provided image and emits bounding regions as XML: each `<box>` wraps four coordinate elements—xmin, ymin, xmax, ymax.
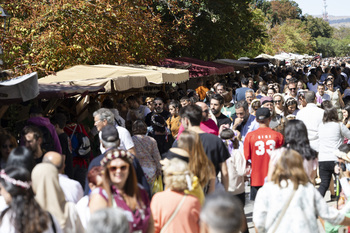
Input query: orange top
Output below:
<box><xmin>151</xmin><ymin>189</ymin><xmax>201</xmax><ymax>233</ymax></box>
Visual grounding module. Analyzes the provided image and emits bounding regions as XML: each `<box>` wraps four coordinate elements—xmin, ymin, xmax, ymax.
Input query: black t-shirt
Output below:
<box><xmin>58</xmin><ymin>132</ymin><xmax>74</xmax><ymax>179</ymax></box>
<box><xmin>173</xmin><ymin>133</ymin><xmax>230</xmax><ymax>175</ymax></box>
<box><xmin>216</xmin><ymin>113</ymin><xmax>232</xmax><ymax>129</ymax></box>
<box><xmin>145</xmin><ymin>111</ymin><xmax>171</xmax><ymax>126</ymax></box>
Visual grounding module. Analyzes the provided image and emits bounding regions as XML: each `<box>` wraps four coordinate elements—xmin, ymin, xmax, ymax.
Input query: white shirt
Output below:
<box><xmin>254</xmin><ymin>181</ymin><xmax>344</xmax><ymax>233</ymax></box>
<box><xmin>76</xmin><ymin>195</ymin><xmax>90</xmax><ymax>230</ymax></box>
<box><xmin>59</xmin><ymin>174</ymin><xmax>84</xmax><ymax>204</ymax></box>
<box><xmin>296</xmin><ymin>103</ymin><xmax>324</xmax><ymax>152</ymax></box>
<box><xmin>318</xmin><ymin>122</ymin><xmax>350</xmax><ymax>162</ymax></box>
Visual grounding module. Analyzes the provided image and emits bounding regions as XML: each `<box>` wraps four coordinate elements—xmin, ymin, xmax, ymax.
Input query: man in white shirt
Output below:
<box><xmin>43</xmin><ymin>151</ymin><xmax>84</xmax><ymax>203</ymax></box>
<box><xmin>296</xmin><ymin>91</ymin><xmax>325</xmax><ymax>152</ymax></box>
<box><xmin>93</xmin><ymin>108</ymin><xmax>136</xmax><ymax>155</ymax></box>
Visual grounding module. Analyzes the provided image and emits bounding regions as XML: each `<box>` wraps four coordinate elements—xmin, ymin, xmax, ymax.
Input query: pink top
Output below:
<box><xmin>177</xmin><ymin>119</ymin><xmax>219</xmax><ymax>139</ymax></box>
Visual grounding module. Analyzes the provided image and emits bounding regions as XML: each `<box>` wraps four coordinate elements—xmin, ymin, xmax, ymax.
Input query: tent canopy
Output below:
<box><xmin>160</xmin><ymin>57</ymin><xmax>234</xmax><ymax>78</ymax></box>
<box><xmin>0</xmin><ymin>72</ymin><xmax>39</xmax><ymax>102</ymax></box>
<box><xmin>122</xmin><ymin>64</ymin><xmax>189</xmax><ymax>84</ymax></box>
<box><xmin>39</xmin><ymin>65</ymin><xmax>151</xmax><ymax>92</ymax></box>
<box><xmin>214</xmin><ymin>59</ymin><xmax>258</xmax><ymax>70</ymax></box>
<box><xmin>38</xmin><ymin>84</ymin><xmax>104</xmax><ymax>99</ymax></box>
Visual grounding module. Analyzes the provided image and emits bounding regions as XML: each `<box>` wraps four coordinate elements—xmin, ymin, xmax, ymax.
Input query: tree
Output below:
<box><xmin>270</xmin><ymin>0</ymin><xmax>302</xmax><ymax>26</ymax></box>
<box><xmin>266</xmin><ymin>19</ymin><xmax>314</xmax><ymax>54</ymax></box>
<box><xmin>1</xmin><ymin>0</ymin><xmax>170</xmax><ymax>77</ymax></box>
<box><xmin>153</xmin><ymin>0</ymin><xmax>267</xmax><ymax>60</ymax></box>
<box><xmin>305</xmin><ymin>15</ymin><xmax>333</xmax><ymax>38</ymax></box>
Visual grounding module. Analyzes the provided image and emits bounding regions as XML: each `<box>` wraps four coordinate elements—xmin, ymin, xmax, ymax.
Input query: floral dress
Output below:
<box><xmin>132</xmin><ymin>135</ymin><xmax>162</xmax><ymax>187</ymax></box>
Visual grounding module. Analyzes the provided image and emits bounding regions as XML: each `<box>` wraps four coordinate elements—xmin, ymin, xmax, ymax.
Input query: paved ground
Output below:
<box><xmin>244</xmin><ymin>185</ymin><xmax>335</xmax><ymax>233</ymax></box>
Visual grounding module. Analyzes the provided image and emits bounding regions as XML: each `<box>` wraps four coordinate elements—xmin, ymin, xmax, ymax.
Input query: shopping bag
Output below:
<box><xmin>152</xmin><ymin>176</ymin><xmax>163</xmax><ymax>195</ymax></box>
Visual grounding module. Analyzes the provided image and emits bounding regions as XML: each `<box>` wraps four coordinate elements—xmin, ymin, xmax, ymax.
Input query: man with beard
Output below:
<box><xmin>22</xmin><ymin>125</ymin><xmax>44</xmax><ymax>164</ymax></box>
<box><xmin>176</xmin><ymin>101</ymin><xmax>219</xmax><ymax>138</ymax></box>
<box><xmin>210</xmin><ymin>94</ymin><xmax>232</xmax><ymax>129</ymax></box>
<box><xmin>145</xmin><ymin>97</ymin><xmax>170</xmax><ymax>126</ymax></box>
<box><xmin>260</xmin><ymin>96</ymin><xmax>286</xmax><ymax>134</ymax></box>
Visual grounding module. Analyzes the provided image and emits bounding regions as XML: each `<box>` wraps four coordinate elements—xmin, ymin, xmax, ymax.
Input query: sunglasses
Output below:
<box><xmin>289</xmin><ymin>88</ymin><xmax>296</xmax><ymax>91</ymax></box>
<box><xmin>108</xmin><ymin>165</ymin><xmax>128</xmax><ymax>172</ymax></box>
<box><xmin>273</xmin><ymin>100</ymin><xmax>281</xmax><ymax>103</ymax></box>
<box><xmin>2</xmin><ymin>144</ymin><xmax>14</xmax><ymax>149</ymax></box>
<box><xmin>154</xmin><ymin>103</ymin><xmax>163</xmax><ymax>106</ymax></box>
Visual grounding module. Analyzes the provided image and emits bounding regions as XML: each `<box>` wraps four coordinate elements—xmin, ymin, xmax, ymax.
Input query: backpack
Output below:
<box><xmin>69</xmin><ymin>124</ymin><xmax>91</xmax><ymax>159</ymax></box>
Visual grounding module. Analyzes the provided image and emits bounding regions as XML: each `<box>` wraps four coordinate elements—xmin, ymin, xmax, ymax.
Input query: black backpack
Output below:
<box><xmin>69</xmin><ymin>124</ymin><xmax>91</xmax><ymax>159</ymax></box>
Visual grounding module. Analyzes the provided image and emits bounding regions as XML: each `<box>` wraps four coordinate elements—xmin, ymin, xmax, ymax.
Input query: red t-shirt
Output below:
<box><xmin>244</xmin><ymin>127</ymin><xmax>284</xmax><ymax>187</ymax></box>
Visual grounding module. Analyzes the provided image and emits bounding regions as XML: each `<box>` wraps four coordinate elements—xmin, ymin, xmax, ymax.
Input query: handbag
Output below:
<box><xmin>270</xmin><ymin>189</ymin><xmax>296</xmax><ymax>233</ymax></box>
<box><xmin>160</xmin><ymin>194</ymin><xmax>187</xmax><ymax>233</ymax></box>
<box><xmin>152</xmin><ymin>175</ymin><xmax>163</xmax><ymax>195</ymax></box>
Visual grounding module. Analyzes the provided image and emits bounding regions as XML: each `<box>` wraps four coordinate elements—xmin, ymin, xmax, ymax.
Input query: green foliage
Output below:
<box><xmin>305</xmin><ymin>15</ymin><xmax>333</xmax><ymax>38</ymax></box>
<box><xmin>154</xmin><ymin>0</ymin><xmax>268</xmax><ymax>60</ymax></box>
<box><xmin>266</xmin><ymin>19</ymin><xmax>314</xmax><ymax>54</ymax></box>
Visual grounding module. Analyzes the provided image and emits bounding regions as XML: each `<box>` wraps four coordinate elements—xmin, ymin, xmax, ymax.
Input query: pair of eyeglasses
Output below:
<box><xmin>274</xmin><ymin>100</ymin><xmax>281</xmax><ymax>104</ymax></box>
<box><xmin>147</xmin><ymin>102</ymin><xmax>153</xmax><ymax>104</ymax></box>
<box><xmin>108</xmin><ymin>165</ymin><xmax>128</xmax><ymax>172</ymax></box>
<box><xmin>154</xmin><ymin>103</ymin><xmax>162</xmax><ymax>106</ymax></box>
<box><xmin>2</xmin><ymin>144</ymin><xmax>14</xmax><ymax>149</ymax></box>
<box><xmin>289</xmin><ymin>88</ymin><xmax>296</xmax><ymax>91</ymax></box>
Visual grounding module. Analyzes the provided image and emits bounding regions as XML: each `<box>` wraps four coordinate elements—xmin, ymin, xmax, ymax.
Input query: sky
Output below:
<box><xmin>293</xmin><ymin>0</ymin><xmax>350</xmax><ymax>17</ymax></box>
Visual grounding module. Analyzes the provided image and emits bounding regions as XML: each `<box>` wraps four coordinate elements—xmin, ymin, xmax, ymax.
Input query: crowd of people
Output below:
<box><xmin>1</xmin><ymin>57</ymin><xmax>350</xmax><ymax>232</ymax></box>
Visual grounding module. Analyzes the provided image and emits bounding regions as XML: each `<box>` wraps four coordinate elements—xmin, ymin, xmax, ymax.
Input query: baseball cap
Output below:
<box><xmin>101</xmin><ymin>125</ymin><xmax>119</xmax><ymax>142</ymax></box>
<box><xmin>260</xmin><ymin>96</ymin><xmax>273</xmax><ymax>106</ymax></box>
<box><xmin>256</xmin><ymin>107</ymin><xmax>271</xmax><ymax>121</ymax></box>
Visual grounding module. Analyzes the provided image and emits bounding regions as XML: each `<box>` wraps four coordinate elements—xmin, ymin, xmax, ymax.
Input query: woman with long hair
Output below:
<box><xmin>166</xmin><ymin>100</ymin><xmax>181</xmax><ymax>138</ymax></box>
<box><xmin>283</xmin><ymin>98</ymin><xmax>299</xmax><ymax>117</ymax></box>
<box><xmin>254</xmin><ymin>149</ymin><xmax>350</xmax><ymax>232</ymax></box>
<box><xmin>89</xmin><ymin>149</ymin><xmax>154</xmax><ymax>233</ymax></box>
<box><xmin>342</xmin><ymin>104</ymin><xmax>350</xmax><ymax>129</ymax></box>
<box><xmin>151</xmin><ymin>158</ymin><xmax>200</xmax><ymax>233</ymax></box>
<box><xmin>132</xmin><ymin>120</ymin><xmax>162</xmax><ymax>189</ymax></box>
<box><xmin>283</xmin><ymin>120</ymin><xmax>318</xmax><ymax>179</ymax></box>
<box><xmin>318</xmin><ymin>102</ymin><xmax>350</xmax><ymax>197</ymax></box>
<box><xmin>177</xmin><ymin>130</ymin><xmax>216</xmax><ymax>194</ymax></box>
<box><xmin>0</xmin><ymin>166</ymin><xmax>62</xmax><ymax>232</ymax></box>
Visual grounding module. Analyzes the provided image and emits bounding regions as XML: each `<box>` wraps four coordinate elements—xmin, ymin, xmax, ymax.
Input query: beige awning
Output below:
<box><xmin>122</xmin><ymin>64</ymin><xmax>189</xmax><ymax>84</ymax></box>
<box><xmin>38</xmin><ymin>65</ymin><xmax>150</xmax><ymax>92</ymax></box>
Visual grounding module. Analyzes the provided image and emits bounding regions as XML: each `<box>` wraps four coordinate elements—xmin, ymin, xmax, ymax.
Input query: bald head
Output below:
<box><xmin>196</xmin><ymin>102</ymin><xmax>209</xmax><ymax>121</ymax></box>
<box><xmin>43</xmin><ymin>151</ymin><xmax>64</xmax><ymax>173</ymax></box>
